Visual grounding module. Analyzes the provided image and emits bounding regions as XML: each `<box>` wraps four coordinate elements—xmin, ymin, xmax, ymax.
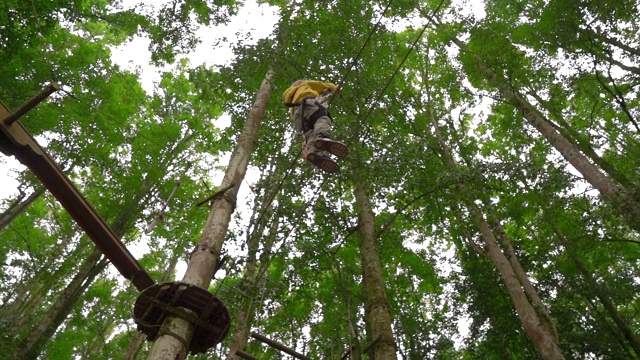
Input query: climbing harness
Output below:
<box><xmin>286</xmin><ymin>92</ymin><xmax>336</xmax><ymax>166</ymax></box>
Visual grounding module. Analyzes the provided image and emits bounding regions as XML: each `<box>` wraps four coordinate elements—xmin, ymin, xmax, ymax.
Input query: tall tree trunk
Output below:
<box><xmin>147</xmin><ymin>68</ymin><xmax>275</xmax><ymax>359</ymax></box>
<box><xmin>12</xmin><ymin>248</ymin><xmax>109</xmax><ymax>360</ymax></box>
<box><xmin>489</xmin><ymin>213</ymin><xmax>559</xmax><ymax>343</ymax></box>
<box><xmin>449</xmin><ymin>35</ymin><xmax>640</xmax><ymax>231</ymax></box>
<box><xmin>354</xmin><ymin>180</ymin><xmax>397</xmax><ymax>360</ymax></box>
<box><xmin>124</xmin><ymin>333</ymin><xmax>146</xmax><ymax>360</ymax></box>
<box><xmin>428</xmin><ymin>109</ymin><xmax>564</xmax><ymax>359</ymax></box>
<box><xmin>226</xmin><ymin>214</ymin><xmax>278</xmax><ymax>360</ymax></box>
<box><xmin>552</xmin><ymin>225</ymin><xmax>640</xmax><ymax>357</ymax></box>
<box><xmin>227</xmin><ymin>173</ymin><xmax>280</xmax><ymax>360</ymax></box>
<box><xmin>469</xmin><ymin>204</ymin><xmax>564</xmax><ymax>359</ymax></box>
<box><xmin>0</xmin><ymin>186</ymin><xmax>45</xmax><ymax>232</ymax></box>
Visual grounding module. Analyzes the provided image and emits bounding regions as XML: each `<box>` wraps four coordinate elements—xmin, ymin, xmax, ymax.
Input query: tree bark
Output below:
<box><xmin>12</xmin><ymin>248</ymin><xmax>109</xmax><ymax>360</ymax></box>
<box><xmin>552</xmin><ymin>225</ymin><xmax>640</xmax><ymax>357</ymax></box>
<box><xmin>148</xmin><ymin>68</ymin><xmax>275</xmax><ymax>358</ymax></box>
<box><xmin>450</xmin><ymin>35</ymin><xmax>640</xmax><ymax>231</ymax></box>
<box><xmin>354</xmin><ymin>180</ymin><xmax>397</xmax><ymax>360</ymax></box>
<box><xmin>0</xmin><ymin>186</ymin><xmax>45</xmax><ymax>232</ymax></box>
<box><xmin>428</xmin><ymin>108</ymin><xmax>563</xmax><ymax>359</ymax></box>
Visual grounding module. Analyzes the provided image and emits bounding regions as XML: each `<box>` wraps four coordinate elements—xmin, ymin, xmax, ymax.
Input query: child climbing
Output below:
<box><xmin>283</xmin><ymin>79</ymin><xmax>348</xmax><ymax>173</ymax></box>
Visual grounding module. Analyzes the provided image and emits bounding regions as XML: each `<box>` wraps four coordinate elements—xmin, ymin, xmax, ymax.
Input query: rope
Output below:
<box><xmin>334</xmin><ymin>0</ymin><xmax>396</xmax><ymax>93</ymax></box>
<box><xmin>251</xmin><ymin>0</ymin><xmax>403</xmax><ymax>232</ymax></box>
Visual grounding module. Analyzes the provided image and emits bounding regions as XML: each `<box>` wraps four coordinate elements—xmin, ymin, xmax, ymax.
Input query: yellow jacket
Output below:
<box><xmin>282</xmin><ymin>80</ymin><xmax>338</xmax><ymax>106</ymax></box>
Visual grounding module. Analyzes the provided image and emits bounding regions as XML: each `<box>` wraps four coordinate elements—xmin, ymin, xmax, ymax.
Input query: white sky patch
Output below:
<box><xmin>0</xmin><ymin>135</ymin><xmax>52</xmax><ymax>204</ymax></box>
<box><xmin>2</xmin><ymin>1</ymin><xmax>279</xmax><ymax>290</ymax></box>
<box><xmin>109</xmin><ymin>1</ymin><xmax>279</xmax><ymax>279</ymax></box>
<box><xmin>110</xmin><ymin>0</ymin><xmax>279</xmax><ymax>93</ymax></box>
<box><xmin>0</xmin><ymin>157</ymin><xmax>22</xmax><ymax>200</ymax></box>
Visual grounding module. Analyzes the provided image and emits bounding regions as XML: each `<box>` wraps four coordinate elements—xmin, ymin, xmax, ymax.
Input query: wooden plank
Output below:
<box><xmin>250</xmin><ymin>332</ymin><xmax>313</xmax><ymax>360</ymax></box>
<box><xmin>1</xmin><ymin>83</ymin><xmax>59</xmax><ymax>125</ymax></box>
<box><xmin>0</xmin><ymin>99</ymin><xmax>154</xmax><ymax>291</ymax></box>
<box><xmin>235</xmin><ymin>350</ymin><xmax>259</xmax><ymax>360</ymax></box>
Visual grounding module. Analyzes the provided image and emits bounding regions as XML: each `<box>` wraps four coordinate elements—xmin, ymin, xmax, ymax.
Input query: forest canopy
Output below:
<box><xmin>0</xmin><ymin>0</ymin><xmax>639</xmax><ymax>359</ymax></box>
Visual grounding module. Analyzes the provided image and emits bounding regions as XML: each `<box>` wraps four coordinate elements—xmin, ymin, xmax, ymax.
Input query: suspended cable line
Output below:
<box><xmin>335</xmin><ymin>0</ymin><xmax>395</xmax><ymax>91</ymax></box>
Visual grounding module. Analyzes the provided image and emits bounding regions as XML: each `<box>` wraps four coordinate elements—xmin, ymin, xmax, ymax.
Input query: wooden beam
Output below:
<box><xmin>250</xmin><ymin>332</ymin><xmax>313</xmax><ymax>360</ymax></box>
<box><xmin>235</xmin><ymin>350</ymin><xmax>259</xmax><ymax>360</ymax></box>
<box><xmin>1</xmin><ymin>83</ymin><xmax>59</xmax><ymax>125</ymax></box>
<box><xmin>196</xmin><ymin>183</ymin><xmax>235</xmax><ymax>207</ymax></box>
<box><xmin>0</xmin><ymin>97</ymin><xmax>154</xmax><ymax>291</ymax></box>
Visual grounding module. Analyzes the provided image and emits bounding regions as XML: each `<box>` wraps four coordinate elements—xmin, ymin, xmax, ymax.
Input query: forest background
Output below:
<box><xmin>0</xmin><ymin>0</ymin><xmax>639</xmax><ymax>359</ymax></box>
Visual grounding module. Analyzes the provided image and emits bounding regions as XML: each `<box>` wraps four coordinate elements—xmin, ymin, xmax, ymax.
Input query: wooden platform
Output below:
<box><xmin>133</xmin><ymin>282</ymin><xmax>230</xmax><ymax>354</ymax></box>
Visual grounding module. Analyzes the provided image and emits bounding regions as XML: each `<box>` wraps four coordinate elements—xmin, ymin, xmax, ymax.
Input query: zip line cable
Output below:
<box><xmin>356</xmin><ymin>23</ymin><xmax>429</xmax><ymax>129</ymax></box>
<box><xmin>250</xmin><ymin>0</ymin><xmax>399</xmax><ymax>233</ymax></box>
<box><xmin>334</xmin><ymin>0</ymin><xmax>395</xmax><ymax>92</ymax></box>
<box><xmin>222</xmin><ymin>2</ymin><xmax>447</xmax><ymax>353</ymax></box>
<box><xmin>346</xmin><ymin>0</ymin><xmax>446</xmax><ymax>143</ymax></box>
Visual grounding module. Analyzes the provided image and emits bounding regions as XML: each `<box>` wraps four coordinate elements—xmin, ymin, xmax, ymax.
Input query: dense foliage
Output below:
<box><xmin>1</xmin><ymin>0</ymin><xmax>638</xmax><ymax>359</ymax></box>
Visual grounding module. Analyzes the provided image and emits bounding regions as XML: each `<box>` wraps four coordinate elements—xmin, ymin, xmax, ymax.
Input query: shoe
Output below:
<box><xmin>315</xmin><ymin>137</ymin><xmax>348</xmax><ymax>158</ymax></box>
<box><xmin>306</xmin><ymin>151</ymin><xmax>339</xmax><ymax>173</ymax></box>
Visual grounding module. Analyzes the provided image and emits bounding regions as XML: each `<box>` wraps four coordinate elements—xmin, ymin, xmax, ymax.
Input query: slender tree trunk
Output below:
<box><xmin>468</xmin><ymin>205</ymin><xmax>564</xmax><ymax>359</ymax></box>
<box><xmin>428</xmin><ymin>109</ymin><xmax>563</xmax><ymax>359</ymax></box>
<box><xmin>147</xmin><ymin>68</ymin><xmax>275</xmax><ymax>359</ymax></box>
<box><xmin>0</xmin><ymin>186</ymin><xmax>45</xmax><ymax>232</ymax></box>
<box><xmin>226</xmin><ymin>217</ymin><xmax>278</xmax><ymax>360</ymax></box>
<box><xmin>12</xmin><ymin>248</ymin><xmax>109</xmax><ymax>360</ymax></box>
<box><xmin>124</xmin><ymin>333</ymin><xmax>147</xmax><ymax>360</ymax></box>
<box><xmin>552</xmin><ymin>225</ymin><xmax>640</xmax><ymax>357</ymax></box>
<box><xmin>489</xmin><ymin>214</ymin><xmax>559</xmax><ymax>343</ymax></box>
<box><xmin>345</xmin><ymin>290</ymin><xmax>362</xmax><ymax>360</ymax></box>
<box><xmin>449</xmin><ymin>35</ymin><xmax>640</xmax><ymax>230</ymax></box>
<box><xmin>354</xmin><ymin>180</ymin><xmax>397</xmax><ymax>360</ymax></box>
<box><xmin>227</xmin><ymin>174</ymin><xmax>280</xmax><ymax>360</ymax></box>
